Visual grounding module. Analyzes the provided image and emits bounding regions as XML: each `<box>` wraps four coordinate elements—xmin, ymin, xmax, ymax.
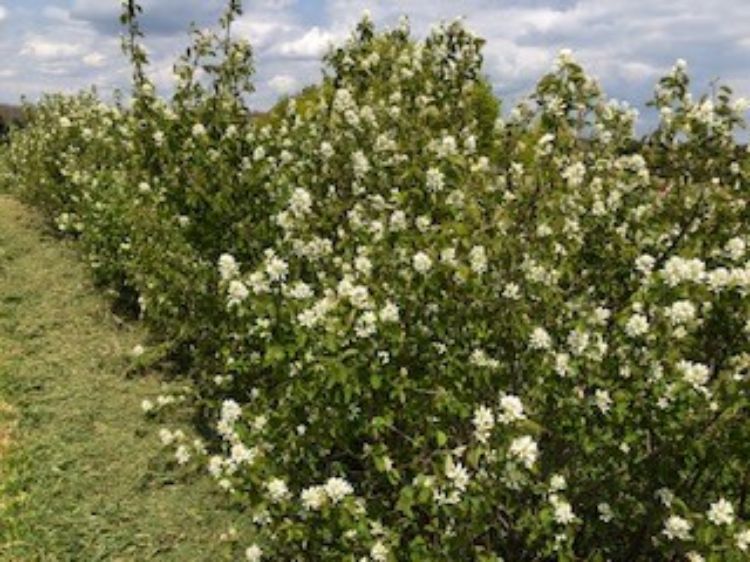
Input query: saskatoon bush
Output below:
<box><xmin>1</xmin><ymin>2</ymin><xmax>749</xmax><ymax>560</ymax></box>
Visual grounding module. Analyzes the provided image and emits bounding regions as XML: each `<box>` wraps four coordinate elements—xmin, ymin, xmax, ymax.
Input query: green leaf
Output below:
<box><xmin>370</xmin><ymin>373</ymin><xmax>382</xmax><ymax>389</ymax></box>
<box><xmin>396</xmin><ymin>486</ymin><xmax>414</xmax><ymax>516</ymax></box>
<box><xmin>435</xmin><ymin>430</ymin><xmax>448</xmax><ymax>447</ymax></box>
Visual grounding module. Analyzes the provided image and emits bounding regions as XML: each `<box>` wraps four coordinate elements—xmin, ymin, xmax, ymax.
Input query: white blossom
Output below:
<box><xmin>230</xmin><ymin>443</ymin><xmax>257</xmax><ymax>467</ymax></box>
<box><xmin>320</xmin><ymin>141</ymin><xmax>334</xmax><ymax>159</ymax></box>
<box><xmin>245</xmin><ymin>544</ymin><xmax>263</xmax><ymax>562</ymax></box>
<box><xmin>662</xmin><ymin>515</ymin><xmax>692</xmax><ymax>541</ymax></box>
<box><xmin>221</xmin><ymin>400</ymin><xmax>242</xmax><ymax>424</ymax></box>
<box><xmin>288</xmin><ymin>281</ymin><xmax>313</xmax><ymax>300</ymax></box>
<box><xmin>354</xmin><ymin>255</ymin><xmax>372</xmax><ymax>277</ymax></box>
<box><xmin>677</xmin><ymin>360</ymin><xmax>710</xmax><ymax>389</ymax></box>
<box><xmin>661</xmin><ymin>257</ymin><xmax>706</xmax><ymax>286</ymax></box>
<box><xmin>725</xmin><ymin>237</ymin><xmax>746</xmax><ymax>261</ymax></box>
<box><xmin>498</xmin><ymin>395</ymin><xmax>526</xmax><ymax>424</ymax></box>
<box><xmin>413</xmin><ymin>251</ymin><xmax>433</xmax><ymax>274</ymax></box>
<box><xmin>379</xmin><ymin>301</ymin><xmax>400</xmax><ymax>323</ymax></box>
<box><xmin>266</xmin><ymin>478</ymin><xmax>290</xmax><ymax>502</ymax></box>
<box><xmin>218</xmin><ymin>253</ymin><xmax>239</xmax><ymax>281</ymax></box>
<box><xmin>656</xmin><ymin>488</ymin><xmax>675</xmax><ymax>507</ymax></box>
<box><xmin>355</xmin><ymin>311</ymin><xmax>378</xmax><ymax>338</ymax></box>
<box><xmin>445</xmin><ymin>457</ymin><xmax>470</xmax><ymax>492</ymax></box>
<box><xmin>549</xmin><ymin>474</ymin><xmax>567</xmax><ymax>492</ymax></box>
<box><xmin>299</xmin><ymin>486</ymin><xmax>326</xmax><ymax>511</ymax></box>
<box><xmin>598</xmin><ymin>502</ymin><xmax>614</xmax><ymax>522</ymax></box>
<box><xmin>438</xmin><ymin>135</ymin><xmax>458</xmax><ymax>157</ymax></box>
<box><xmin>529</xmin><ymin>327</ymin><xmax>552</xmax><ymax>350</ymax></box>
<box><xmin>470</xmin><ymin>349</ymin><xmax>499</xmax><ymax>369</ymax></box>
<box><xmin>502</xmin><ymin>283</ymin><xmax>521</xmax><ymax>299</ymax></box>
<box><xmin>159</xmin><ymin>428</ymin><xmax>176</xmax><ymax>446</ymax></box>
<box><xmin>265</xmin><ymin>255</ymin><xmax>289</xmax><ymax>282</ymax></box>
<box><xmin>469</xmin><ymin>245</ymin><xmax>488</xmax><ymax>275</ymax></box>
<box><xmin>635</xmin><ymin>254</ymin><xmax>656</xmax><ymax>275</ymax></box>
<box><xmin>324</xmin><ymin>477</ymin><xmax>354</xmax><ymax>503</ymax></box>
<box><xmin>440</xmin><ymin>247</ymin><xmax>457</xmax><ymax>266</ymax></box>
<box><xmin>472</xmin><ymin>405</ymin><xmax>495</xmax><ymax>443</ymax></box>
<box><xmin>550</xmin><ymin>495</ymin><xmax>576</xmax><ymax>525</ymax></box>
<box><xmin>594</xmin><ymin>389</ymin><xmax>612</xmax><ymax>414</ymax></box>
<box><xmin>509</xmin><ymin>435</ymin><xmax>539</xmax><ymax>469</ymax></box>
<box><xmin>562</xmin><ymin>162</ymin><xmax>586</xmax><ymax>187</ymax></box>
<box><xmin>175</xmin><ymin>445</ymin><xmax>191</xmax><ymax>465</ymax></box>
<box><xmin>389</xmin><ymin>210</ymin><xmax>407</xmax><ymax>231</ymax></box>
<box><xmin>227</xmin><ymin>280</ymin><xmax>249</xmax><ymax>307</ymax></box>
<box><xmin>352</xmin><ymin>150</ymin><xmax>371</xmax><ymax>178</ymax></box>
<box><xmin>664</xmin><ymin>300</ymin><xmax>696</xmax><ymax>325</ymax></box>
<box><xmin>625</xmin><ymin>313</ymin><xmax>649</xmax><ymax>337</ymax></box>
<box><xmin>370</xmin><ymin>541</ymin><xmax>389</xmax><ymax>562</ymax></box>
<box><xmin>289</xmin><ymin>187</ymin><xmax>313</xmax><ymax>217</ymax></box>
<box><xmin>707</xmin><ymin>498</ymin><xmax>735</xmax><ymax>526</ymax></box>
<box><xmin>415</xmin><ymin>215</ymin><xmax>431</xmax><ymax>232</ymax></box>
<box><xmin>426</xmin><ymin>167</ymin><xmax>445</xmax><ymax>192</ymax></box>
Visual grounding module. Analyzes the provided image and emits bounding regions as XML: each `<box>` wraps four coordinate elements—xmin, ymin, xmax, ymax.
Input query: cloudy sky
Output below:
<box><xmin>1</xmin><ymin>0</ymin><xmax>749</xmax><ymax>129</ymax></box>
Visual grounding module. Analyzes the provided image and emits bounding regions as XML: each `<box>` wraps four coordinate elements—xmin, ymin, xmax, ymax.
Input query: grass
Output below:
<box><xmin>0</xmin><ymin>196</ymin><xmax>251</xmax><ymax>561</ymax></box>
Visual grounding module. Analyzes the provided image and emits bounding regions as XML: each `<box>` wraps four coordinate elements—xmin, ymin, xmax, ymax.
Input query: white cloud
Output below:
<box><xmin>20</xmin><ymin>38</ymin><xmax>84</xmax><ymax>60</ymax></box>
<box><xmin>234</xmin><ymin>19</ymin><xmax>295</xmax><ymax>51</ymax></box>
<box><xmin>42</xmin><ymin>6</ymin><xmax>73</xmax><ymax>22</ymax></box>
<box><xmin>70</xmin><ymin>0</ymin><xmax>117</xmax><ymax>21</ymax></box>
<box><xmin>278</xmin><ymin>26</ymin><xmax>337</xmax><ymax>58</ymax></box>
<box><xmin>268</xmin><ymin>74</ymin><xmax>298</xmax><ymax>94</ymax></box>
<box><xmin>486</xmin><ymin>40</ymin><xmax>551</xmax><ymax>83</ymax></box>
<box><xmin>71</xmin><ymin>0</ymin><xmax>224</xmax><ymax>35</ymax></box>
<box><xmin>257</xmin><ymin>0</ymin><xmax>296</xmax><ymax>8</ymax></box>
<box><xmin>0</xmin><ymin>5</ymin><xmax>7</xmax><ymax>23</ymax></box>
<box><xmin>82</xmin><ymin>52</ymin><xmax>106</xmax><ymax>68</ymax></box>
<box><xmin>618</xmin><ymin>61</ymin><xmax>660</xmax><ymax>82</ymax></box>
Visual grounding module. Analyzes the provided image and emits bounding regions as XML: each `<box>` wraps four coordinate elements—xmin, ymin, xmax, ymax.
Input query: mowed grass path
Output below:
<box><xmin>0</xmin><ymin>196</ymin><xmax>246</xmax><ymax>561</ymax></box>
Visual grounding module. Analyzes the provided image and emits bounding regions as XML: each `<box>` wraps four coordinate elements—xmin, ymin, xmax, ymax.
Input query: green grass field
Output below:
<box><xmin>0</xmin><ymin>196</ymin><xmax>249</xmax><ymax>561</ymax></box>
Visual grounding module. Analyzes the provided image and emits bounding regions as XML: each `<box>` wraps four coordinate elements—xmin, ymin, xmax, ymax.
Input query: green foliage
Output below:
<box><xmin>1</xmin><ymin>2</ymin><xmax>749</xmax><ymax>560</ymax></box>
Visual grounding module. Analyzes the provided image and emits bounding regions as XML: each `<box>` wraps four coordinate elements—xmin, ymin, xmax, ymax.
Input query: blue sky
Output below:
<box><xmin>1</xmin><ymin>0</ymin><xmax>749</xmax><ymax>131</ymax></box>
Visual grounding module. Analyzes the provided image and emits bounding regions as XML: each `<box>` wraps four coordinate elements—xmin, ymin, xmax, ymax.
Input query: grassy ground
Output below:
<box><xmin>0</xmin><ymin>196</ymin><xmax>249</xmax><ymax>561</ymax></box>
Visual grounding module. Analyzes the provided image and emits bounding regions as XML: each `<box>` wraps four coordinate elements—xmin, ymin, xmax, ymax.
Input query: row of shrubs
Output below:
<box><xmin>2</xmin><ymin>1</ymin><xmax>749</xmax><ymax>560</ymax></box>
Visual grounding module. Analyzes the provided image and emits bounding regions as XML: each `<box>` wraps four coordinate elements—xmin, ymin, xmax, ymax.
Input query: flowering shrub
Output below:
<box><xmin>1</xmin><ymin>2</ymin><xmax>749</xmax><ymax>560</ymax></box>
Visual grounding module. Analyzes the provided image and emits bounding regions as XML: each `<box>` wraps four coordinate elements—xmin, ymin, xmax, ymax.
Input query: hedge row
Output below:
<box><xmin>2</xmin><ymin>2</ymin><xmax>749</xmax><ymax>560</ymax></box>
